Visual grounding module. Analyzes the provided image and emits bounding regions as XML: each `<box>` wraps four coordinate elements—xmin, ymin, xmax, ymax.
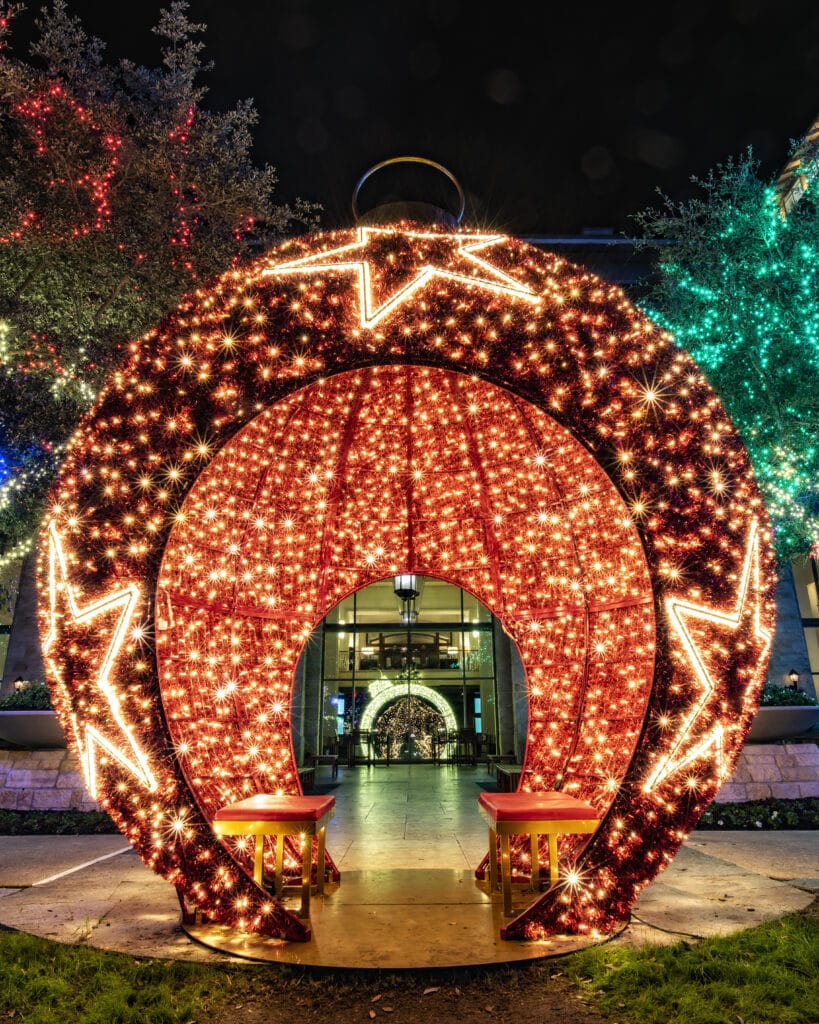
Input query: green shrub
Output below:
<box><xmin>699</xmin><ymin>797</ymin><xmax>819</xmax><ymax>830</ymax></box>
<box><xmin>760</xmin><ymin>683</ymin><xmax>818</xmax><ymax>707</ymax></box>
<box><xmin>0</xmin><ymin>684</ymin><xmax>52</xmax><ymax>710</ymax></box>
<box><xmin>0</xmin><ymin>810</ymin><xmax>118</xmax><ymax>835</ymax></box>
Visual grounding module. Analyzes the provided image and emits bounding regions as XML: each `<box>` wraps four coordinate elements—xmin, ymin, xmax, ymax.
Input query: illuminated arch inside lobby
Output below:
<box><xmin>359</xmin><ymin>678</ymin><xmax>459</xmax><ymax>736</ymax></box>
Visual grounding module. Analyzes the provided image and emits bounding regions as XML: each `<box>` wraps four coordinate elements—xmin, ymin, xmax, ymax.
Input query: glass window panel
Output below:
<box><xmin>804</xmin><ymin>626</ymin><xmax>819</xmax><ymax>683</ymax></box>
<box><xmin>321</xmin><ymin>683</ymin><xmax>343</xmax><ymax>745</ymax></box>
<box><xmin>461</xmin><ymin>588</ymin><xmax>492</xmax><ymax>623</ymax></box>
<box><xmin>314</xmin><ymin>574</ymin><xmax>503</xmax><ymax>760</ymax></box>
<box><xmin>413</xmin><ymin>578</ymin><xmax>461</xmax><ymax>622</ymax></box>
<box><xmin>792</xmin><ymin>560</ymin><xmax>818</xmax><ymax>618</ymax></box>
<box><xmin>462</xmin><ymin>629</ymin><xmax>494</xmax><ymax>674</ymax></box>
<box><xmin>321</xmin><ymin>630</ymin><xmax>352</xmax><ymax>677</ymax></box>
<box><xmin>325</xmin><ymin>593</ymin><xmax>356</xmax><ymax>626</ymax></box>
<box><xmin>352</xmin><ymin>578</ymin><xmax>401</xmax><ymax>624</ymax></box>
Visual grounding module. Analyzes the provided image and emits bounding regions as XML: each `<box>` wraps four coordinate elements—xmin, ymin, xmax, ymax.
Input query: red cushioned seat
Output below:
<box><xmin>214</xmin><ymin>794</ymin><xmax>335</xmax><ymax>822</ymax></box>
<box><xmin>478</xmin><ymin>790</ymin><xmax>596</xmax><ymax>822</ymax></box>
<box><xmin>477</xmin><ymin>790</ymin><xmax>600</xmax><ymax>918</ymax></box>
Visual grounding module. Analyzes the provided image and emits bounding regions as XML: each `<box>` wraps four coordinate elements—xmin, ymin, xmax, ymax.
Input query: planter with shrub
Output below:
<box><xmin>747</xmin><ymin>683</ymin><xmax>819</xmax><ymax>743</ymax></box>
<box><xmin>0</xmin><ymin>684</ymin><xmax>66</xmax><ymax>748</ymax></box>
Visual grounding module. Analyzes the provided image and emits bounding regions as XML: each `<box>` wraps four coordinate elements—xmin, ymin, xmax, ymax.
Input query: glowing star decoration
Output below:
<box><xmin>263</xmin><ymin>226</ymin><xmax>538</xmax><ymax>328</ymax></box>
<box><xmin>644</xmin><ymin>519</ymin><xmax>771</xmax><ymax>793</ymax></box>
<box><xmin>42</xmin><ymin>521</ymin><xmax>157</xmax><ymax>799</ymax></box>
<box><xmin>37</xmin><ymin>221</ymin><xmax>776</xmax><ymax>945</ymax></box>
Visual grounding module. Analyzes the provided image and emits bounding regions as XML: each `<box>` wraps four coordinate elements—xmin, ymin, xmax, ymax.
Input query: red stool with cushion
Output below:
<box><xmin>214</xmin><ymin>793</ymin><xmax>335</xmax><ymax>918</ymax></box>
<box><xmin>478</xmin><ymin>791</ymin><xmax>599</xmax><ymax>916</ymax></box>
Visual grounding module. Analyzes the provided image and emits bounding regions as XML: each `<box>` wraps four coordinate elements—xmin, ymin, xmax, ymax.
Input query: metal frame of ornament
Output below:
<box><xmin>38</xmin><ymin>224</ymin><xmax>776</xmax><ymax>943</ymax></box>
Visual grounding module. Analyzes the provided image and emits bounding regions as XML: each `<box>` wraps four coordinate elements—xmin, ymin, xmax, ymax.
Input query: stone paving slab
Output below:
<box><xmin>0</xmin><ymin>848</ymin><xmax>220</xmax><ymax>960</ymax></box>
<box><xmin>0</xmin><ymin>835</ymin><xmax>129</xmax><ymax>888</ymax></box>
<box><xmin>789</xmin><ymin>877</ymin><xmax>819</xmax><ymax>891</ymax></box>
<box><xmin>185</xmin><ymin>869</ymin><xmax>599</xmax><ymax>969</ymax></box>
<box><xmin>688</xmin><ymin>830</ymin><xmax>818</xmax><ymax>880</ymax></box>
<box><xmin>626</xmin><ymin>844</ymin><xmax>814</xmax><ymax>940</ymax></box>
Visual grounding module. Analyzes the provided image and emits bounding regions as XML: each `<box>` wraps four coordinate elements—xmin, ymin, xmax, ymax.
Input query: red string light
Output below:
<box><xmin>3</xmin><ymin>84</ymin><xmax>122</xmax><ymax>244</ymax></box>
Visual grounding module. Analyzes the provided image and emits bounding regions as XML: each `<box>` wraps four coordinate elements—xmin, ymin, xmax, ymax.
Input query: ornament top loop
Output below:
<box><xmin>352</xmin><ymin>156</ymin><xmax>465</xmax><ymax>225</ymax></box>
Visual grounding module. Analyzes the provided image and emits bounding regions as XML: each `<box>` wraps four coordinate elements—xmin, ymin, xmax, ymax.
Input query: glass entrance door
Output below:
<box><xmin>314</xmin><ymin>577</ymin><xmax>499</xmax><ymax>763</ymax></box>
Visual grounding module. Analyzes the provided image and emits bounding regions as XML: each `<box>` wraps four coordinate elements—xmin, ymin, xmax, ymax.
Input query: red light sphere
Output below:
<box><xmin>38</xmin><ymin>224</ymin><xmax>776</xmax><ymax>941</ymax></box>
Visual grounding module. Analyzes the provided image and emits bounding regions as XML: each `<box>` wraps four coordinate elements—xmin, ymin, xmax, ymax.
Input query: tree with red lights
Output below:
<box><xmin>0</xmin><ymin>1</ymin><xmax>317</xmax><ymax>563</ymax></box>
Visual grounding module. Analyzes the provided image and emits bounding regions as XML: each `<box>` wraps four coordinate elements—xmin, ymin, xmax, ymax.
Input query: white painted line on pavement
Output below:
<box><xmin>31</xmin><ymin>846</ymin><xmax>131</xmax><ymax>887</ymax></box>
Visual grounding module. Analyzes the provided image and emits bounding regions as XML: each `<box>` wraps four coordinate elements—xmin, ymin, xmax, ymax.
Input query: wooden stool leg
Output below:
<box><xmin>548</xmin><ymin>832</ymin><xmax>560</xmax><ymax>885</ymax></box>
<box><xmin>275</xmin><ymin>833</ymin><xmax>285</xmax><ymax>897</ymax></box>
<box><xmin>487</xmin><ymin>825</ymin><xmax>498</xmax><ymax>892</ymax></box>
<box><xmin>300</xmin><ymin>835</ymin><xmax>311</xmax><ymax>918</ymax></box>
<box><xmin>500</xmin><ymin>833</ymin><xmax>512</xmax><ymax>916</ymax></box>
<box><xmin>530</xmin><ymin>832</ymin><xmax>540</xmax><ymax>890</ymax></box>
<box><xmin>253</xmin><ymin>832</ymin><xmax>265</xmax><ymax>886</ymax></box>
<box><xmin>316</xmin><ymin>826</ymin><xmax>327</xmax><ymax>894</ymax></box>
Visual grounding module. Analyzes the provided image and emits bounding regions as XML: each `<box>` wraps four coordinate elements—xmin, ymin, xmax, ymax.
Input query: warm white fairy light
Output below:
<box><xmin>359</xmin><ymin>677</ymin><xmax>458</xmax><ymax>733</ymax></box>
<box><xmin>42</xmin><ymin>521</ymin><xmax>158</xmax><ymax>798</ymax></box>
<box><xmin>644</xmin><ymin>519</ymin><xmax>771</xmax><ymax>793</ymax></box>
<box><xmin>37</xmin><ymin>222</ymin><xmax>775</xmax><ymax>943</ymax></box>
<box><xmin>263</xmin><ymin>226</ymin><xmax>539</xmax><ymax>328</ymax></box>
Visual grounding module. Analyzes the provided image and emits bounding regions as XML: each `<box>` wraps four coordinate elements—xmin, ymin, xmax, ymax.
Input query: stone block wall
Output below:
<box><xmin>0</xmin><ymin>748</ymin><xmax>99</xmax><ymax>812</ymax></box>
<box><xmin>715</xmin><ymin>743</ymin><xmax>819</xmax><ymax>803</ymax></box>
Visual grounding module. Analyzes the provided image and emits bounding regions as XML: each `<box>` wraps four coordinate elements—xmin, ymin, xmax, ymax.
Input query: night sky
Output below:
<box><xmin>9</xmin><ymin>0</ymin><xmax>819</xmax><ymax>235</ymax></box>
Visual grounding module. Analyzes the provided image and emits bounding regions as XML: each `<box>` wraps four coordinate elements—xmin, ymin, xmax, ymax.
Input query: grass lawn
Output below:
<box><xmin>0</xmin><ymin>901</ymin><xmax>816</xmax><ymax>1024</ymax></box>
<box><xmin>0</xmin><ymin>929</ymin><xmax>222</xmax><ymax>1024</ymax></box>
<box><xmin>565</xmin><ymin>901</ymin><xmax>819</xmax><ymax>1024</ymax></box>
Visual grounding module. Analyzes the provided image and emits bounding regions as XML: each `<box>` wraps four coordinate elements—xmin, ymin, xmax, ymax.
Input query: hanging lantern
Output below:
<box><xmin>37</xmin><ymin>158</ymin><xmax>776</xmax><ymax>942</ymax></box>
<box><xmin>393</xmin><ymin>574</ymin><xmax>420</xmax><ymax>602</ymax></box>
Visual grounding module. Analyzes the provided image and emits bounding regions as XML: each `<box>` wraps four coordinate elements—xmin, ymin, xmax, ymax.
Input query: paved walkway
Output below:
<box><xmin>0</xmin><ymin>764</ymin><xmax>816</xmax><ymax>967</ymax></box>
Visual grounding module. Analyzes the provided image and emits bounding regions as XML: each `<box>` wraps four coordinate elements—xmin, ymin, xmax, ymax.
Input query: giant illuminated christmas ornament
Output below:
<box><xmin>38</xmin><ymin>207</ymin><xmax>775</xmax><ymax>941</ymax></box>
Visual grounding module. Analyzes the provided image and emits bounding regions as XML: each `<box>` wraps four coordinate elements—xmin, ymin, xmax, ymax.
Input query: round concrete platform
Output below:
<box><xmin>0</xmin><ymin>836</ymin><xmax>814</xmax><ymax>966</ymax></box>
<box><xmin>183</xmin><ymin>869</ymin><xmax>615</xmax><ymax>969</ymax></box>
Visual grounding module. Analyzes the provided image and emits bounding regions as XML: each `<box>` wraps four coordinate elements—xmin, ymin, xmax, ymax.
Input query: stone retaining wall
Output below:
<box><xmin>715</xmin><ymin>743</ymin><xmax>819</xmax><ymax>803</ymax></box>
<box><xmin>0</xmin><ymin>748</ymin><xmax>99</xmax><ymax>812</ymax></box>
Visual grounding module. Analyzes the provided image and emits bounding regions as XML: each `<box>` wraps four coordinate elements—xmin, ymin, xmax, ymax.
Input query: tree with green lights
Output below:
<box><xmin>634</xmin><ymin>149</ymin><xmax>819</xmax><ymax>561</ymax></box>
<box><xmin>0</xmin><ymin>1</ymin><xmax>317</xmax><ymax>566</ymax></box>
